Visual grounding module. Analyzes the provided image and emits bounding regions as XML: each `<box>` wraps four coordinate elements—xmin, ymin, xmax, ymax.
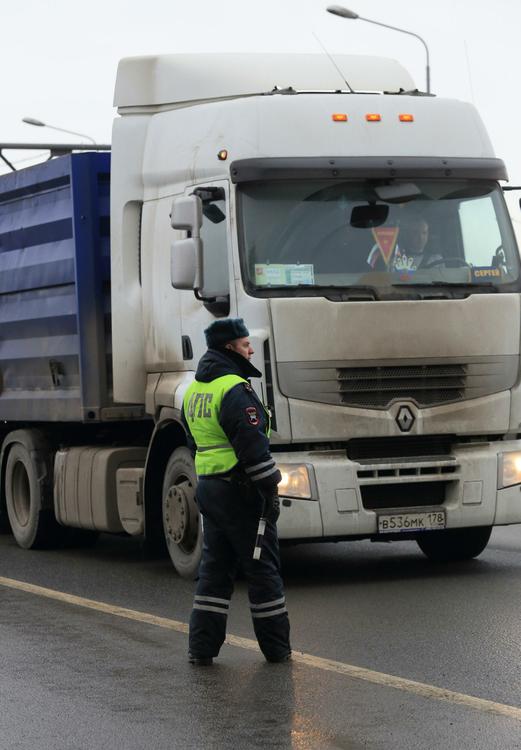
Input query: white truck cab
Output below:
<box><xmin>108</xmin><ymin>53</ymin><xmax>521</xmax><ymax>574</ymax></box>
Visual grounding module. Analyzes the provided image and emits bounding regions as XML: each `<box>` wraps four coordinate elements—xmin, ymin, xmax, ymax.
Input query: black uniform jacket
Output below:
<box><xmin>182</xmin><ymin>348</ymin><xmax>281</xmax><ymax>492</ymax></box>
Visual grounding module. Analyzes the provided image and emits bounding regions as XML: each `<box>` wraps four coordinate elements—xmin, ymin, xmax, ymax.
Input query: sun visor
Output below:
<box><xmin>230</xmin><ymin>157</ymin><xmax>508</xmax><ymax>183</ymax></box>
<box><xmin>114</xmin><ymin>53</ymin><xmax>415</xmax><ymax>108</ymax></box>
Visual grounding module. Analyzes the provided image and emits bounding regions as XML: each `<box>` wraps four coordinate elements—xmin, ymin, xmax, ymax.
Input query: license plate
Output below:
<box><xmin>378</xmin><ymin>509</ymin><xmax>446</xmax><ymax>533</ymax></box>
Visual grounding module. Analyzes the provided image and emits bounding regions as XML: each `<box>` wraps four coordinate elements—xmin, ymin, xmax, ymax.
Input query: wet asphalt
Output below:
<box><xmin>1</xmin><ymin>527</ymin><xmax>521</xmax><ymax>749</ymax></box>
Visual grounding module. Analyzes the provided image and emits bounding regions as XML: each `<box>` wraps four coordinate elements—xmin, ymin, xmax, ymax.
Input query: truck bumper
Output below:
<box><xmin>275</xmin><ymin>440</ymin><xmax>521</xmax><ymax>541</ymax></box>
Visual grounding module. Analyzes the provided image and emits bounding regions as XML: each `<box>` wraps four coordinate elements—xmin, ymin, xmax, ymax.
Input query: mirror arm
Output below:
<box><xmin>194</xmin><ymin>291</ymin><xmax>231</xmax><ymax>317</ymax></box>
<box><xmin>194</xmin><ymin>288</ymin><xmax>215</xmax><ymax>302</ymax></box>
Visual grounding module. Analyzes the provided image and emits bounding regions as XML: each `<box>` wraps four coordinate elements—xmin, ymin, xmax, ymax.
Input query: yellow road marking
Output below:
<box><xmin>1</xmin><ymin>574</ymin><xmax>520</xmax><ymax>721</ymax></box>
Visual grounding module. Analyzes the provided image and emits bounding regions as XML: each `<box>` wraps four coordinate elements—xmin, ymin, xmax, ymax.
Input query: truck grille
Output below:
<box><xmin>359</xmin><ymin>481</ymin><xmax>448</xmax><ymax>510</ymax></box>
<box><xmin>277</xmin><ymin>356</ymin><xmax>517</xmax><ymax>409</ymax></box>
<box><xmin>347</xmin><ymin>435</ymin><xmax>454</xmax><ymax>460</ymax></box>
<box><xmin>356</xmin><ymin>457</ymin><xmax>459</xmax><ymax>510</ymax></box>
<box><xmin>337</xmin><ymin>363</ymin><xmax>466</xmax><ymax>408</ymax></box>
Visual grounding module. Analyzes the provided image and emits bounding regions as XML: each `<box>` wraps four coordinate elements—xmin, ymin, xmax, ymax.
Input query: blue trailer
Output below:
<box><xmin>0</xmin><ymin>153</ymin><xmax>150</xmax><ymax>547</ymax></box>
<box><xmin>0</xmin><ymin>152</ymin><xmax>144</xmax><ymax>422</ymax></box>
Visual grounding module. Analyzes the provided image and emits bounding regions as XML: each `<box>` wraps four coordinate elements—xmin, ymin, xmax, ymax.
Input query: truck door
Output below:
<box><xmin>179</xmin><ymin>180</ymin><xmax>237</xmax><ymax>366</ymax></box>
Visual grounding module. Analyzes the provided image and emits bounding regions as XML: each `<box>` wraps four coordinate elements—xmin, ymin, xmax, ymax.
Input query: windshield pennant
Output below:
<box><xmin>370</xmin><ymin>227</ymin><xmax>399</xmax><ymax>266</ymax></box>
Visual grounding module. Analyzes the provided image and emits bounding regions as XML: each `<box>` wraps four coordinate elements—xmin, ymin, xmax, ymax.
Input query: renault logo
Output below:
<box><xmin>396</xmin><ymin>405</ymin><xmax>415</xmax><ymax>432</ymax></box>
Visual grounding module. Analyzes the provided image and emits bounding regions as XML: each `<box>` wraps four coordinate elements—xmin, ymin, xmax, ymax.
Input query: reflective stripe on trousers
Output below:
<box><xmin>250</xmin><ymin>596</ymin><xmax>288</xmax><ymax>618</ymax></box>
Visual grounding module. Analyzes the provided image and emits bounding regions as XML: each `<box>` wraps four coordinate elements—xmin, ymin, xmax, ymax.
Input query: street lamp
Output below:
<box><xmin>22</xmin><ymin>116</ymin><xmax>97</xmax><ymax>145</ymax></box>
<box><xmin>326</xmin><ymin>5</ymin><xmax>431</xmax><ymax>93</ymax></box>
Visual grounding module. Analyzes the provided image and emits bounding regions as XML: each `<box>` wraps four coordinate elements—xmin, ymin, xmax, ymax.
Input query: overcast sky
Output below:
<box><xmin>2</xmin><ymin>0</ymin><xmax>521</xmax><ymax>192</ymax></box>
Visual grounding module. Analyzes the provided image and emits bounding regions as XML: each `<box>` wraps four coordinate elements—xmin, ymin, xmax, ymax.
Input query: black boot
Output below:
<box><xmin>188</xmin><ymin>652</ymin><xmax>214</xmax><ymax>666</ymax></box>
<box><xmin>265</xmin><ymin>652</ymin><xmax>292</xmax><ymax>663</ymax></box>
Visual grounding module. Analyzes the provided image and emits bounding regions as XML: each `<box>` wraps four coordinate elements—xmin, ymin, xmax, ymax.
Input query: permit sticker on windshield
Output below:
<box><xmin>255</xmin><ymin>264</ymin><xmax>315</xmax><ymax>286</ymax></box>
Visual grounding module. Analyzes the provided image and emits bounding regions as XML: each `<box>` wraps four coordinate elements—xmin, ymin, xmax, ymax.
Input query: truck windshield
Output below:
<box><xmin>237</xmin><ymin>179</ymin><xmax>520</xmax><ymax>296</ymax></box>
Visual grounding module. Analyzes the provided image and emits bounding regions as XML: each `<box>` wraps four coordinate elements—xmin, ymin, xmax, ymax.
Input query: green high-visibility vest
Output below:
<box><xmin>183</xmin><ymin>374</ymin><xmax>247</xmax><ymax>477</ymax></box>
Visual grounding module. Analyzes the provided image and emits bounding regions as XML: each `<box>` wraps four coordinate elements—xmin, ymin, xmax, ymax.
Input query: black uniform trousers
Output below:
<box><xmin>189</xmin><ymin>477</ymin><xmax>291</xmax><ymax>661</ymax></box>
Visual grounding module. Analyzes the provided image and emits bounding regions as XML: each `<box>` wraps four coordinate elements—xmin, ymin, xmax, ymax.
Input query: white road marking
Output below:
<box><xmin>1</xmin><ymin>574</ymin><xmax>520</xmax><ymax>721</ymax></box>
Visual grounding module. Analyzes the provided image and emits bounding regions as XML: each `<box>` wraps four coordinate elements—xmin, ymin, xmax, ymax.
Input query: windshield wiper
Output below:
<box><xmin>322</xmin><ymin>284</ymin><xmax>379</xmax><ymax>300</ymax></box>
<box><xmin>392</xmin><ymin>281</ymin><xmax>498</xmax><ymax>290</ymax></box>
<box><xmin>255</xmin><ymin>284</ymin><xmax>379</xmax><ymax>300</ymax></box>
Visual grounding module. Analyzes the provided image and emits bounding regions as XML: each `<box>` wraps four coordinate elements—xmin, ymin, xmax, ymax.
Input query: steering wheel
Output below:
<box><xmin>492</xmin><ymin>244</ymin><xmax>506</xmax><ymax>268</ymax></box>
<box><xmin>422</xmin><ymin>256</ymin><xmax>470</xmax><ymax>269</ymax></box>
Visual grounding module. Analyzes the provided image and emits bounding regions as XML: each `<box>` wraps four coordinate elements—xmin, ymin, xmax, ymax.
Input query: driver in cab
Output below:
<box><xmin>367</xmin><ymin>216</ymin><xmax>438</xmax><ymax>272</ymax></box>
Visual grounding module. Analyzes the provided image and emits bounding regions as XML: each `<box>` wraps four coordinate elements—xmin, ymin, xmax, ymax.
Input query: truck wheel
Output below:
<box><xmin>416</xmin><ymin>526</ymin><xmax>492</xmax><ymax>562</ymax></box>
<box><xmin>5</xmin><ymin>442</ymin><xmax>61</xmax><ymax>549</ymax></box>
<box><xmin>162</xmin><ymin>447</ymin><xmax>202</xmax><ymax>579</ymax></box>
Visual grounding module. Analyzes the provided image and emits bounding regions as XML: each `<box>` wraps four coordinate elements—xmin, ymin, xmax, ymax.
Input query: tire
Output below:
<box><xmin>5</xmin><ymin>441</ymin><xmax>62</xmax><ymax>549</ymax></box>
<box><xmin>416</xmin><ymin>525</ymin><xmax>492</xmax><ymax>562</ymax></box>
<box><xmin>162</xmin><ymin>447</ymin><xmax>202</xmax><ymax>579</ymax></box>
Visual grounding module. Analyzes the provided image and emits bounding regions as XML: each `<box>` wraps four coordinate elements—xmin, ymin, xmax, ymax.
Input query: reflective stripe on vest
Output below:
<box><xmin>183</xmin><ymin>374</ymin><xmax>246</xmax><ymax>476</ymax></box>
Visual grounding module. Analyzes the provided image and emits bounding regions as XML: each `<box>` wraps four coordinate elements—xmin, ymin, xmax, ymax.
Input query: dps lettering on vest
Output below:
<box><xmin>186</xmin><ymin>392</ymin><xmax>213</xmax><ymax>419</ymax></box>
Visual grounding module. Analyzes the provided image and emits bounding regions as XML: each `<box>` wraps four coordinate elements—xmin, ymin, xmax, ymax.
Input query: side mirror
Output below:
<box><xmin>170</xmin><ymin>195</ymin><xmax>204</xmax><ymax>290</ymax></box>
<box><xmin>171</xmin><ymin>238</ymin><xmax>202</xmax><ymax>290</ymax></box>
<box><xmin>170</xmin><ymin>195</ymin><xmax>202</xmax><ymax>237</ymax></box>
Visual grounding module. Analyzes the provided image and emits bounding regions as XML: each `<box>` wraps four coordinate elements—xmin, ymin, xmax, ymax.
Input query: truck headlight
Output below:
<box><xmin>499</xmin><ymin>451</ymin><xmax>521</xmax><ymax>488</ymax></box>
<box><xmin>277</xmin><ymin>463</ymin><xmax>315</xmax><ymax>500</ymax></box>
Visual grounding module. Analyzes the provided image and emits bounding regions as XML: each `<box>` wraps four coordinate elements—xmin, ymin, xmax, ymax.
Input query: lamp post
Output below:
<box><xmin>326</xmin><ymin>5</ymin><xmax>431</xmax><ymax>93</ymax></box>
<box><xmin>22</xmin><ymin>117</ymin><xmax>97</xmax><ymax>145</ymax></box>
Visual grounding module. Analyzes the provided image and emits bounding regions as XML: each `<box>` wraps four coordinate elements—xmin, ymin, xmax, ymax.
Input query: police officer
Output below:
<box><xmin>182</xmin><ymin>318</ymin><xmax>291</xmax><ymax>666</ymax></box>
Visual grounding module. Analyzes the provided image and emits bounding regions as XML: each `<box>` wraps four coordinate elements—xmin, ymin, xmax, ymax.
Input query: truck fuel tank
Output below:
<box><xmin>54</xmin><ymin>446</ymin><xmax>146</xmax><ymax>533</ymax></box>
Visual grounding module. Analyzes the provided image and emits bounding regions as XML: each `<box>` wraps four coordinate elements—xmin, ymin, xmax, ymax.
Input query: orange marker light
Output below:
<box><xmin>399</xmin><ymin>114</ymin><xmax>414</xmax><ymax>122</ymax></box>
<box><xmin>332</xmin><ymin>113</ymin><xmax>348</xmax><ymax>122</ymax></box>
<box><xmin>217</xmin><ymin>149</ymin><xmax>228</xmax><ymax>161</ymax></box>
<box><xmin>366</xmin><ymin>113</ymin><xmax>381</xmax><ymax>122</ymax></box>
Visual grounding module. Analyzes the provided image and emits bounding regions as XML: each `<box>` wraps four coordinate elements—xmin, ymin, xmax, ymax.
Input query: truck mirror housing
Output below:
<box><xmin>170</xmin><ymin>194</ymin><xmax>204</xmax><ymax>290</ymax></box>
<box><xmin>170</xmin><ymin>195</ymin><xmax>203</xmax><ymax>237</ymax></box>
<box><xmin>171</xmin><ymin>237</ymin><xmax>203</xmax><ymax>290</ymax></box>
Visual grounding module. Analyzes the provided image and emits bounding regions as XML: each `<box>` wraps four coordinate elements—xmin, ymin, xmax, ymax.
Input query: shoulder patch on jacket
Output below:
<box><xmin>245</xmin><ymin>406</ymin><xmax>260</xmax><ymax>426</ymax></box>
